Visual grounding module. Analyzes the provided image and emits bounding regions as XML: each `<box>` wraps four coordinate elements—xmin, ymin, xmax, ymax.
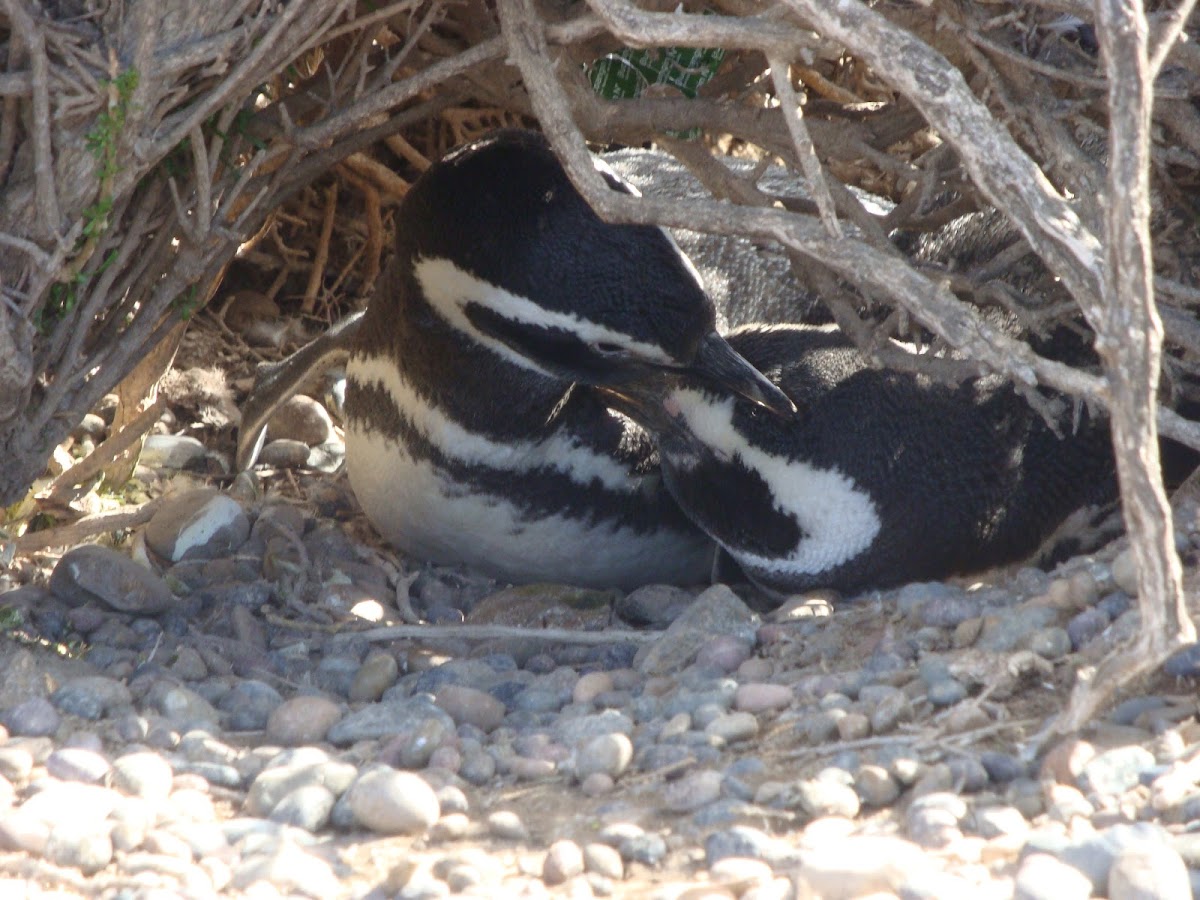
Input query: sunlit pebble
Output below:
<box><xmin>351</xmin><ymin>599</ymin><xmax>386</xmax><ymax>622</ymax></box>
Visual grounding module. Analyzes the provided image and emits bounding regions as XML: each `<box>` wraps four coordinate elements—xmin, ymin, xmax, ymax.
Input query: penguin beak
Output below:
<box><xmin>686</xmin><ymin>333</ymin><xmax>796</xmax><ymax>416</ymax></box>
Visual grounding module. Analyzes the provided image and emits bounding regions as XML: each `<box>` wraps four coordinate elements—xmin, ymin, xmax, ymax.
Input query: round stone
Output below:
<box><xmin>1108</xmin><ymin>842</ymin><xmax>1190</xmax><ymax>900</ymax></box>
<box><xmin>258</xmin><ymin>439</ymin><xmax>312</xmax><ymax>469</ymax></box>
<box><xmin>269</xmin><ymin>784</ymin><xmax>337</xmax><ymax>832</ymax></box>
<box><xmin>664</xmin><ymin>769</ymin><xmax>723</xmax><ymax>812</ymax></box>
<box><xmin>584</xmin><ymin>842</ymin><xmax>624</xmax><ymax>879</ymax></box>
<box><xmin>705</xmin><ymin>711</ymin><xmax>760</xmax><ymax>744</ymax></box>
<box><xmin>346</xmin><ymin>768</ymin><xmax>440</xmax><ymax>835</ymax></box>
<box><xmin>140</xmin><ymin>434</ymin><xmax>206</xmax><ymax>470</ymax></box>
<box><xmin>575</xmin><ymin>733</ymin><xmax>633</xmax><ymax>781</ymax></box>
<box><xmin>349</xmin><ymin>653</ymin><xmax>400</xmax><ymax>703</ymax></box>
<box><xmin>1013</xmin><ymin>852</ymin><xmax>1092</xmax><ymax>900</ymax></box>
<box><xmin>267</xmin><ymin>395</ymin><xmax>335</xmax><ymax>446</ymax></box>
<box><xmin>486</xmin><ymin>810</ymin><xmax>529</xmax><ymax>841</ymax></box>
<box><xmin>734</xmin><ymin>683</ymin><xmax>792</xmax><ymax>713</ymax></box>
<box><xmin>434</xmin><ymin>685</ymin><xmax>506</xmax><ymax>733</ymax></box>
<box><xmin>795</xmin><ymin>778</ymin><xmax>860</xmax><ymax>819</ymax></box>
<box><xmin>1028</xmin><ymin>627</ymin><xmax>1072</xmax><ymax>661</ymax></box>
<box><xmin>573</xmin><ymin>672</ymin><xmax>615</xmax><ymax>705</ymax></box>
<box><xmin>855</xmin><ymin>765</ymin><xmax>900</xmax><ymax>807</ymax></box>
<box><xmin>2</xmin><ymin>697</ymin><xmax>59</xmax><ymax>738</ymax></box>
<box><xmin>49</xmin><ymin>545</ymin><xmax>175</xmax><ymax>614</ymax></box>
<box><xmin>218</xmin><ymin>680</ymin><xmax>284</xmax><ymax>731</ymax></box>
<box><xmin>836</xmin><ymin>713</ymin><xmax>871</xmax><ymax>741</ymax></box>
<box><xmin>926</xmin><ymin>678</ymin><xmax>967</xmax><ymax>707</ymax></box>
<box><xmin>46</xmin><ymin>748</ymin><xmax>110</xmax><ymax>784</ymax></box>
<box><xmin>111</xmin><ymin>751</ymin><xmax>175</xmax><ymax>802</ymax></box>
<box><xmin>1079</xmin><ymin>746</ymin><xmax>1156</xmax><ymax>797</ymax></box>
<box><xmin>543</xmin><ymin>839</ymin><xmax>585</xmax><ymax>885</ymax></box>
<box><xmin>1110</xmin><ymin>549</ymin><xmax>1139</xmax><ymax>596</ymax></box>
<box><xmin>695</xmin><ymin>636</ymin><xmax>753</xmax><ymax>673</ymax></box>
<box><xmin>44</xmin><ymin>822</ymin><xmax>113</xmax><ymax>875</ymax></box>
<box><xmin>266</xmin><ymin>695</ymin><xmax>343</xmax><ymax>746</ymax></box>
<box><xmin>144</xmin><ymin>488</ymin><xmax>251</xmax><ymax>562</ymax></box>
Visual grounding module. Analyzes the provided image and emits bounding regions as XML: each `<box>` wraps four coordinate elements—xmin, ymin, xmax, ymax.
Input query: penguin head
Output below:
<box><xmin>399</xmin><ymin>130</ymin><xmax>794</xmax><ymax>415</ymax></box>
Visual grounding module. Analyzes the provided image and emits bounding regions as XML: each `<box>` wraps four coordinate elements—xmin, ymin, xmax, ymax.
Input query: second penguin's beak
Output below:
<box><xmin>685</xmin><ymin>332</ymin><xmax>796</xmax><ymax>416</ymax></box>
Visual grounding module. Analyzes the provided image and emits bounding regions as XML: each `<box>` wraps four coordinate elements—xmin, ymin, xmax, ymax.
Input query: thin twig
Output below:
<box><xmin>351</xmin><ymin>622</ymin><xmax>660</xmax><ymax>645</ymax></box>
<box><xmin>302</xmin><ymin>181</ymin><xmax>338</xmax><ymax>315</ymax></box>
<box><xmin>769</xmin><ymin>56</ymin><xmax>841</xmax><ymax>238</ymax></box>
<box><xmin>41</xmin><ymin>397</ymin><xmax>167</xmax><ymax>502</ymax></box>
<box><xmin>11</xmin><ymin>499</ymin><xmax>163</xmax><ymax>553</ymax></box>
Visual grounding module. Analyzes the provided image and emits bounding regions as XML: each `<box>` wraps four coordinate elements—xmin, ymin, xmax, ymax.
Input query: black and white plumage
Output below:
<box><xmin>331</xmin><ymin>131</ymin><xmax>790</xmax><ymax>589</ymax></box>
<box><xmin>601</xmin><ymin>323</ymin><xmax>1118</xmax><ymax>598</ymax></box>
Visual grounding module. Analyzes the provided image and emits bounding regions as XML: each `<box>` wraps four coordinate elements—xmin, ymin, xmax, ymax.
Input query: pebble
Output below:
<box><xmin>49</xmin><ymin>545</ymin><xmax>176</xmax><ymax>614</ymax></box>
<box><xmin>855</xmin><ymin>764</ymin><xmax>901</xmax><ymax>807</ymax></box>
<box><xmin>705</xmin><ymin>711</ymin><xmax>759</xmax><ymax>744</ymax></box>
<box><xmin>734</xmin><ymin>682</ymin><xmax>791</xmax><ymax>713</ymax></box>
<box><xmin>543</xmin><ymin>839</ymin><xmax>585</xmax><ymax>884</ymax></box>
<box><xmin>266</xmin><ymin>695</ymin><xmax>343</xmax><ymax>745</ymax></box>
<box><xmin>44</xmin><ymin>821</ymin><xmax>113</xmax><ymax>874</ymax></box>
<box><xmin>434</xmin><ymin>684</ymin><xmax>506</xmax><ymax>732</ymax></box>
<box><xmin>350</xmin><ymin>652</ymin><xmax>400</xmax><ymax>702</ymax></box>
<box><xmin>792</xmin><ymin>834</ymin><xmax>925</xmax><ymax>897</ymax></box>
<box><xmin>1079</xmin><ymin>745</ymin><xmax>1156</xmax><ymax>797</ymax></box>
<box><xmin>145</xmin><ymin>488</ymin><xmax>251</xmax><ymax>562</ymax></box>
<box><xmin>258</xmin><ymin>438</ymin><xmax>312</xmax><ymax>468</ymax></box>
<box><xmin>327</xmin><ymin>698</ymin><xmax>454</xmax><ymax>745</ymax></box>
<box><xmin>487</xmin><ymin>810</ymin><xmax>530</xmax><ymax>841</ymax></box>
<box><xmin>1013</xmin><ymin>852</ymin><xmax>1093</xmax><ymax>900</ymax></box>
<box><xmin>267</xmin><ymin>395</ymin><xmax>335</xmax><ymax>446</ymax></box>
<box><xmin>346</xmin><ymin>768</ymin><xmax>440</xmax><ymax>835</ymax></box>
<box><xmin>2</xmin><ymin>698</ymin><xmax>59</xmax><ymax>737</ymax></box>
<box><xmin>0</xmin><ymin>747</ymin><xmax>33</xmax><ymax>782</ymax></box>
<box><xmin>141</xmin><ymin>434</ymin><xmax>207</xmax><ymax>469</ymax></box>
<box><xmin>575</xmin><ymin>732</ymin><xmax>633</xmax><ymax>780</ymax></box>
<box><xmin>1108</xmin><ymin>842</ymin><xmax>1190</xmax><ymax>900</ymax></box>
<box><xmin>219</xmin><ymin>680</ymin><xmax>285</xmax><ymax>731</ymax></box>
<box><xmin>695</xmin><ymin>635</ymin><xmax>753</xmax><ymax>672</ymax></box>
<box><xmin>1028</xmin><ymin>626</ymin><xmax>1072</xmax><ymax>660</ymax></box>
<box><xmin>664</xmin><ymin>769</ymin><xmax>723</xmax><ymax>812</ymax></box>
<box><xmin>633</xmin><ymin>585</ymin><xmax>757</xmax><ymax>675</ymax></box>
<box><xmin>270</xmin><ymin>784</ymin><xmax>337</xmax><ymax>832</ymax></box>
<box><xmin>1110</xmin><ymin>548</ymin><xmax>1139</xmax><ymax>595</ymax></box>
<box><xmin>45</xmin><ymin>747</ymin><xmax>110</xmax><ymax>784</ymax></box>
<box><xmin>925</xmin><ymin>677</ymin><xmax>967</xmax><ymax>707</ymax></box>
<box><xmin>616</xmin><ymin>583</ymin><xmax>697</xmax><ymax>627</ymax></box>
<box><xmin>111</xmin><ymin>750</ymin><xmax>175</xmax><ymax>801</ymax></box>
<box><xmin>795</xmin><ymin>778</ymin><xmax>861</xmax><ymax>819</ymax></box>
<box><xmin>584</xmin><ymin>842</ymin><xmax>624</xmax><ymax>879</ymax></box>
<box><xmin>246</xmin><ymin>754</ymin><xmax>356</xmax><ymax>817</ymax></box>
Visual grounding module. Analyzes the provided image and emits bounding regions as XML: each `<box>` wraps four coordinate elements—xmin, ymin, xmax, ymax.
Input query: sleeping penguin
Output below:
<box><xmin>598</xmin><ymin>323</ymin><xmax>1119</xmax><ymax>600</ymax></box>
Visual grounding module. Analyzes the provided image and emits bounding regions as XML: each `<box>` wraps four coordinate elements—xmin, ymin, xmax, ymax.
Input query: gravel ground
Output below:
<box><xmin>2</xmin><ymin>346</ymin><xmax>1200</xmax><ymax>899</ymax></box>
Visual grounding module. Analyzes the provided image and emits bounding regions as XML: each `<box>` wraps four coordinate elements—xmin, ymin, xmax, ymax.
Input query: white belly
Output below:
<box><xmin>345</xmin><ymin>424</ymin><xmax>711</xmax><ymax>589</ymax></box>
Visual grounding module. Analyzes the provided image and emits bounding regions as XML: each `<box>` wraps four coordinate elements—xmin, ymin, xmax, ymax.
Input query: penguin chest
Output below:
<box><xmin>344</xmin><ymin>355</ymin><xmax>712</xmax><ymax>588</ymax></box>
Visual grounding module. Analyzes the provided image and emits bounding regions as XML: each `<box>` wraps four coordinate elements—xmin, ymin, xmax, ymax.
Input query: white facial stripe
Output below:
<box><xmin>414</xmin><ymin>257</ymin><xmax>677</xmax><ymax>367</ymax></box>
<box><xmin>672</xmin><ymin>388</ymin><xmax>882</xmax><ymax>576</ymax></box>
<box><xmin>348</xmin><ymin>354</ymin><xmax>637</xmax><ymax>493</ymax></box>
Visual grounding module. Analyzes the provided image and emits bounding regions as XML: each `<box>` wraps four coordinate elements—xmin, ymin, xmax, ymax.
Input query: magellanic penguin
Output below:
<box><xmin>597</xmin><ymin>323</ymin><xmax>1118</xmax><ymax>599</ymax></box>
<box><xmin>239</xmin><ymin>130</ymin><xmax>791</xmax><ymax>590</ymax></box>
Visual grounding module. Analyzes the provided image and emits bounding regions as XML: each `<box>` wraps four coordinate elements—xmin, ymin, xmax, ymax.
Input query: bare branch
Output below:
<box><xmin>1052</xmin><ymin>0</ymin><xmax>1194</xmax><ymax>738</ymax></box>
<box><xmin>778</xmin><ymin>0</ymin><xmax>1105</xmax><ymax>318</ymax></box>
<box><xmin>768</xmin><ymin>56</ymin><xmax>841</xmax><ymax>238</ymax></box>
<box><xmin>4</xmin><ymin>0</ymin><xmax>61</xmax><ymax>240</ymax></box>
